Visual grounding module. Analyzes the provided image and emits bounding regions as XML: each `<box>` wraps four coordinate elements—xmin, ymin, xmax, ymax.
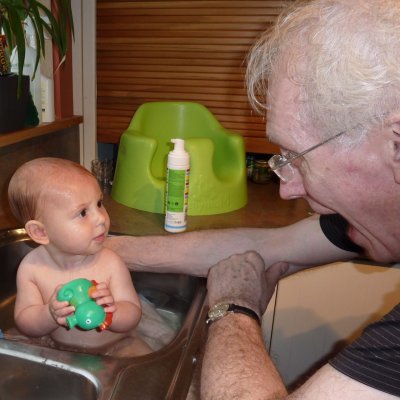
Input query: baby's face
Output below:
<box><xmin>39</xmin><ymin>174</ymin><xmax>110</xmax><ymax>256</ymax></box>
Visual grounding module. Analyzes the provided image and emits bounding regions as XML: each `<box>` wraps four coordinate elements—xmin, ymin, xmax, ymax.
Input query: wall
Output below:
<box><xmin>266</xmin><ymin>261</ymin><xmax>400</xmax><ymax>389</ymax></box>
<box><xmin>0</xmin><ymin>127</ymin><xmax>80</xmax><ymax>228</ymax></box>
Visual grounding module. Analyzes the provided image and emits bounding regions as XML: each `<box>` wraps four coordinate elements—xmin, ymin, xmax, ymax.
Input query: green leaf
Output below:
<box><xmin>0</xmin><ymin>0</ymin><xmax>74</xmax><ymax>96</ymax></box>
<box><xmin>6</xmin><ymin>4</ymin><xmax>25</xmax><ymax>95</ymax></box>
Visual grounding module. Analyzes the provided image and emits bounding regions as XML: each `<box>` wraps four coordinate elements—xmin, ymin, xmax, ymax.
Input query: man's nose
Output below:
<box><xmin>279</xmin><ymin>172</ymin><xmax>306</xmax><ymax>200</ymax></box>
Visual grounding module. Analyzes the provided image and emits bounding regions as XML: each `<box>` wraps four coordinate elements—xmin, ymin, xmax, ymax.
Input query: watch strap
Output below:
<box><xmin>229</xmin><ymin>304</ymin><xmax>260</xmax><ymax>324</ymax></box>
<box><xmin>206</xmin><ymin>303</ymin><xmax>261</xmax><ymax>326</ymax></box>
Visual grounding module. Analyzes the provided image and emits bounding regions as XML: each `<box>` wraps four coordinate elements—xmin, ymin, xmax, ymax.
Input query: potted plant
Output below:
<box><xmin>0</xmin><ymin>0</ymin><xmax>73</xmax><ymax>133</ymax></box>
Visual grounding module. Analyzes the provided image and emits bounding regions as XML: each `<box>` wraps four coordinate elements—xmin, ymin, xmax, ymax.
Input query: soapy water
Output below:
<box><xmin>3</xmin><ymin>295</ymin><xmax>178</xmax><ymax>358</ymax></box>
<box><xmin>135</xmin><ymin>294</ymin><xmax>178</xmax><ymax>351</ymax></box>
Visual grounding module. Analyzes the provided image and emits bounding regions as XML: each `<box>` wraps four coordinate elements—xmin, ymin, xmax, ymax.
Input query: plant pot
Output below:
<box><xmin>0</xmin><ymin>74</ymin><xmax>29</xmax><ymax>134</ymax></box>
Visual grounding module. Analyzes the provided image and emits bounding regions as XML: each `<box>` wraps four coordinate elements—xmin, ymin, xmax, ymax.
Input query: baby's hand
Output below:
<box><xmin>49</xmin><ymin>285</ymin><xmax>75</xmax><ymax>327</ymax></box>
<box><xmin>90</xmin><ymin>282</ymin><xmax>116</xmax><ymax>313</ymax></box>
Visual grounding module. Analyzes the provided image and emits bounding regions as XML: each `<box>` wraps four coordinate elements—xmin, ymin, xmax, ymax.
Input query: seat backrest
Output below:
<box><xmin>129</xmin><ymin>102</ymin><xmax>221</xmax><ymax>139</ymax></box>
<box><xmin>127</xmin><ymin>102</ymin><xmax>234</xmax><ymax>178</ymax></box>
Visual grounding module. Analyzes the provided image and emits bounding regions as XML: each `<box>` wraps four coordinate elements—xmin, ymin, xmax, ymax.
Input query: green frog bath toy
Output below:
<box><xmin>57</xmin><ymin>278</ymin><xmax>113</xmax><ymax>331</ymax></box>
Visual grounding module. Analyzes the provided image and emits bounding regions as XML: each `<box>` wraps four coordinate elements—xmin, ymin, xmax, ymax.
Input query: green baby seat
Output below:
<box><xmin>111</xmin><ymin>101</ymin><xmax>247</xmax><ymax>215</ymax></box>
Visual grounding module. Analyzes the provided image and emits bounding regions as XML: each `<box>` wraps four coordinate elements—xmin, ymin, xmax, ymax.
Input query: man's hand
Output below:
<box><xmin>207</xmin><ymin>251</ymin><xmax>267</xmax><ymax>318</ymax></box>
<box><xmin>264</xmin><ymin>261</ymin><xmax>290</xmax><ymax>306</ymax></box>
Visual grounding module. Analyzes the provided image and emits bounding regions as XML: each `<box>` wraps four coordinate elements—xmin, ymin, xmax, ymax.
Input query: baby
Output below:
<box><xmin>7</xmin><ymin>157</ymin><xmax>148</xmax><ymax>355</ymax></box>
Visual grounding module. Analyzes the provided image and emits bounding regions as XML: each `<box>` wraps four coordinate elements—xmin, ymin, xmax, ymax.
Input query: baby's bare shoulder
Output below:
<box><xmin>98</xmin><ymin>247</ymin><xmax>127</xmax><ymax>269</ymax></box>
<box><xmin>18</xmin><ymin>245</ymin><xmax>46</xmax><ymax>270</ymax></box>
<box><xmin>100</xmin><ymin>246</ymin><xmax>123</xmax><ymax>259</ymax></box>
<box><xmin>16</xmin><ymin>246</ymin><xmax>51</xmax><ymax>288</ymax></box>
<box><xmin>93</xmin><ymin>248</ymin><xmax>132</xmax><ymax>285</ymax></box>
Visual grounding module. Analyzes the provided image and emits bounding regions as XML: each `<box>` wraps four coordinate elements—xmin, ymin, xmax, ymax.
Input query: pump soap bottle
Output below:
<box><xmin>164</xmin><ymin>138</ymin><xmax>190</xmax><ymax>233</ymax></box>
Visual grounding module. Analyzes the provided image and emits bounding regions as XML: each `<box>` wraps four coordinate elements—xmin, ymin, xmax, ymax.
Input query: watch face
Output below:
<box><xmin>208</xmin><ymin>303</ymin><xmax>230</xmax><ymax>321</ymax></box>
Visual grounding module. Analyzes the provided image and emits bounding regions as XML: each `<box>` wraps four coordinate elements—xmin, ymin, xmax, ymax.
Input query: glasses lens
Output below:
<box><xmin>268</xmin><ymin>154</ymin><xmax>294</xmax><ymax>182</ymax></box>
<box><xmin>268</xmin><ymin>154</ymin><xmax>284</xmax><ymax>170</ymax></box>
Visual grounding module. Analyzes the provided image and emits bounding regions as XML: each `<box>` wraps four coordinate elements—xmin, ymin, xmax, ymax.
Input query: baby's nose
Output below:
<box><xmin>95</xmin><ymin>208</ymin><xmax>107</xmax><ymax>224</ymax></box>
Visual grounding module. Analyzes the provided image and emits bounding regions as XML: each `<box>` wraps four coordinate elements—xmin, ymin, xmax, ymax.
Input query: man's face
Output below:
<box><xmin>267</xmin><ymin>71</ymin><xmax>400</xmax><ymax>262</ymax></box>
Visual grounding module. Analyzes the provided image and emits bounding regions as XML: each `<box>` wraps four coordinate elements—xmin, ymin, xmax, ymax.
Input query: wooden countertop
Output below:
<box><xmin>104</xmin><ymin>181</ymin><xmax>312</xmax><ymax>236</ymax></box>
<box><xmin>0</xmin><ymin>116</ymin><xmax>83</xmax><ymax>149</ymax></box>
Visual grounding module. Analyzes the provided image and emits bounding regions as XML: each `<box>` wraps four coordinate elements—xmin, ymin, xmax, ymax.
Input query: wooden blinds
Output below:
<box><xmin>96</xmin><ymin>1</ymin><xmax>290</xmax><ymax>153</ymax></box>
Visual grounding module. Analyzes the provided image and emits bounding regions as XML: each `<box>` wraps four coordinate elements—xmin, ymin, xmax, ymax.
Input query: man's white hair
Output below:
<box><xmin>246</xmin><ymin>0</ymin><xmax>400</xmax><ymax>142</ymax></box>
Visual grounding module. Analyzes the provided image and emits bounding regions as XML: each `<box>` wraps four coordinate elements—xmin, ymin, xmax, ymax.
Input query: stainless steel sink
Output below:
<box><xmin>0</xmin><ymin>228</ymin><xmax>207</xmax><ymax>400</ymax></box>
<box><xmin>1</xmin><ymin>347</ymin><xmax>99</xmax><ymax>400</ymax></box>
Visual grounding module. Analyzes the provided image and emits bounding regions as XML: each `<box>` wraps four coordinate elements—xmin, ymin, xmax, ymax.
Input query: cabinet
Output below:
<box><xmin>262</xmin><ymin>261</ymin><xmax>400</xmax><ymax>388</ymax></box>
<box><xmin>0</xmin><ymin>117</ymin><xmax>83</xmax><ymax>228</ymax></box>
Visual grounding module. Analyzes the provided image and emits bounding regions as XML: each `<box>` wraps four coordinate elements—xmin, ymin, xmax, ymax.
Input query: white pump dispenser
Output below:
<box><xmin>164</xmin><ymin>138</ymin><xmax>190</xmax><ymax>232</ymax></box>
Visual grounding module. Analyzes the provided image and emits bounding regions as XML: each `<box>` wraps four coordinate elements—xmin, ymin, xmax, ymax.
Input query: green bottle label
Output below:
<box><xmin>166</xmin><ymin>169</ymin><xmax>189</xmax><ymax>212</ymax></box>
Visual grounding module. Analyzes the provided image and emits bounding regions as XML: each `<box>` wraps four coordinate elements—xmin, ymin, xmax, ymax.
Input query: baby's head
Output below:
<box><xmin>8</xmin><ymin>157</ymin><xmax>97</xmax><ymax>225</ymax></box>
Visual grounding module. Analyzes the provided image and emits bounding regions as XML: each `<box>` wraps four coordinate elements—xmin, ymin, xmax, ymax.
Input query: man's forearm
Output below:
<box><xmin>105</xmin><ymin>215</ymin><xmax>356</xmax><ymax>277</ymax></box>
<box><xmin>105</xmin><ymin>230</ymin><xmax>237</xmax><ymax>276</ymax></box>
<box><xmin>201</xmin><ymin>313</ymin><xmax>287</xmax><ymax>400</ymax></box>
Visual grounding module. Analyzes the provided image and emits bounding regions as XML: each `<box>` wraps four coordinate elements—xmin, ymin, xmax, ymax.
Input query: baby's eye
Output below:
<box><xmin>80</xmin><ymin>209</ymin><xmax>87</xmax><ymax>218</ymax></box>
<box><xmin>97</xmin><ymin>200</ymin><xmax>103</xmax><ymax>208</ymax></box>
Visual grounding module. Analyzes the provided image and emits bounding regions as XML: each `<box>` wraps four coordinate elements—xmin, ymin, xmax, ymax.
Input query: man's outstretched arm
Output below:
<box><xmin>105</xmin><ymin>214</ymin><xmax>357</xmax><ymax>276</ymax></box>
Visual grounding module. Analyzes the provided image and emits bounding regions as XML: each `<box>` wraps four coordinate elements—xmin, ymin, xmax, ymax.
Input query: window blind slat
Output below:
<box><xmin>97</xmin><ymin>0</ymin><xmax>291</xmax><ymax>153</ymax></box>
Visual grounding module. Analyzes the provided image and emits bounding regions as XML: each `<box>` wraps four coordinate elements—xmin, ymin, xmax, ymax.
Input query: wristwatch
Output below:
<box><xmin>206</xmin><ymin>303</ymin><xmax>260</xmax><ymax>326</ymax></box>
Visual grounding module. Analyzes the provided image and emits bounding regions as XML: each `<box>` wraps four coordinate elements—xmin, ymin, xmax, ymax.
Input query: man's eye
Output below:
<box><xmin>97</xmin><ymin>200</ymin><xmax>103</xmax><ymax>208</ymax></box>
<box><xmin>80</xmin><ymin>209</ymin><xmax>87</xmax><ymax>218</ymax></box>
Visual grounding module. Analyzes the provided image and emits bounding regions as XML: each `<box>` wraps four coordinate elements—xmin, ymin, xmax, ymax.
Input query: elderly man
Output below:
<box><xmin>106</xmin><ymin>0</ymin><xmax>400</xmax><ymax>398</ymax></box>
<box><xmin>202</xmin><ymin>0</ymin><xmax>400</xmax><ymax>398</ymax></box>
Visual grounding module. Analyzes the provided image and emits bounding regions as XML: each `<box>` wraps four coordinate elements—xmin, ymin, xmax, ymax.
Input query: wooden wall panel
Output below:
<box><xmin>96</xmin><ymin>1</ymin><xmax>290</xmax><ymax>154</ymax></box>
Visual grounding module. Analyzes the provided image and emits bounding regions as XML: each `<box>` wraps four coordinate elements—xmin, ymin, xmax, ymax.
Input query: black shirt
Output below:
<box><xmin>330</xmin><ymin>304</ymin><xmax>400</xmax><ymax>397</ymax></box>
<box><xmin>320</xmin><ymin>213</ymin><xmax>363</xmax><ymax>254</ymax></box>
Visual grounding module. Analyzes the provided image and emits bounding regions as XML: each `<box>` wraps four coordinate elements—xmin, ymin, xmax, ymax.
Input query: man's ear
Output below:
<box><xmin>389</xmin><ymin>121</ymin><xmax>400</xmax><ymax>184</ymax></box>
<box><xmin>25</xmin><ymin>220</ymin><xmax>49</xmax><ymax>245</ymax></box>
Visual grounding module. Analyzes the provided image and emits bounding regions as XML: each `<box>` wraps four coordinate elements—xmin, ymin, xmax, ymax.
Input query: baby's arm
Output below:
<box><xmin>14</xmin><ymin>264</ymin><xmax>74</xmax><ymax>337</ymax></box>
<box><xmin>90</xmin><ymin>251</ymin><xmax>141</xmax><ymax>333</ymax></box>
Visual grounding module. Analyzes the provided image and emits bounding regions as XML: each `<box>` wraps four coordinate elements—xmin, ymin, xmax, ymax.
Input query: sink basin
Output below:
<box><xmin>0</xmin><ymin>350</ymin><xmax>98</xmax><ymax>400</ymax></box>
<box><xmin>0</xmin><ymin>228</ymin><xmax>207</xmax><ymax>400</ymax></box>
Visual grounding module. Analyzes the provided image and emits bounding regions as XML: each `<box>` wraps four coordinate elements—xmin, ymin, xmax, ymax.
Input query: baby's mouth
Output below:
<box><xmin>94</xmin><ymin>233</ymin><xmax>106</xmax><ymax>243</ymax></box>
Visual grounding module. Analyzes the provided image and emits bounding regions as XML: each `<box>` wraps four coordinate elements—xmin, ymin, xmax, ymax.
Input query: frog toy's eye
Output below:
<box><xmin>85</xmin><ymin>318</ymin><xmax>92</xmax><ymax>326</ymax></box>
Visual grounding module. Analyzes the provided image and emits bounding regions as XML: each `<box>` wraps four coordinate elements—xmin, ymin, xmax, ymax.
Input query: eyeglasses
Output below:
<box><xmin>268</xmin><ymin>130</ymin><xmax>345</xmax><ymax>182</ymax></box>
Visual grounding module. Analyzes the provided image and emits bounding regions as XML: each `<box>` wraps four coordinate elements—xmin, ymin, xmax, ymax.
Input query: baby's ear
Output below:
<box><xmin>25</xmin><ymin>220</ymin><xmax>49</xmax><ymax>245</ymax></box>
